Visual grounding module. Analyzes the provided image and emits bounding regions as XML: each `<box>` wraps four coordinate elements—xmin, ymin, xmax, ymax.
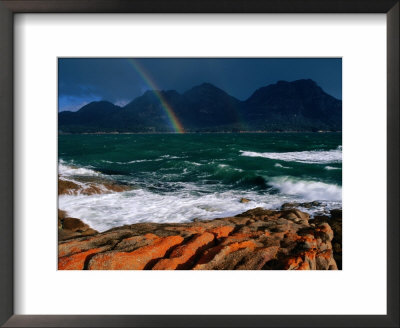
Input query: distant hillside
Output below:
<box><xmin>59</xmin><ymin>79</ymin><xmax>342</xmax><ymax>133</ymax></box>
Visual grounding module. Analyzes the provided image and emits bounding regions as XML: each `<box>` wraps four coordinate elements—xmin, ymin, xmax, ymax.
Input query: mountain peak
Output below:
<box><xmin>78</xmin><ymin>100</ymin><xmax>118</xmax><ymax>113</ymax></box>
<box><xmin>248</xmin><ymin>79</ymin><xmax>325</xmax><ymax>101</ymax></box>
<box><xmin>199</xmin><ymin>82</ymin><xmax>218</xmax><ymax>88</ymax></box>
<box><xmin>59</xmin><ymin>80</ymin><xmax>342</xmax><ymax>133</ymax></box>
<box><xmin>81</xmin><ymin>100</ymin><xmax>114</xmax><ymax>107</ymax></box>
<box><xmin>273</xmin><ymin>78</ymin><xmax>318</xmax><ymax>88</ymax></box>
<box><xmin>186</xmin><ymin>82</ymin><xmax>223</xmax><ymax>93</ymax></box>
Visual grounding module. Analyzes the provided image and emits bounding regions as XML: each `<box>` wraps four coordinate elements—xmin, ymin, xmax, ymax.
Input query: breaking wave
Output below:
<box><xmin>269</xmin><ymin>176</ymin><xmax>342</xmax><ymax>201</ymax></box>
<box><xmin>59</xmin><ymin>161</ymin><xmax>101</xmax><ymax>177</ymax></box>
<box><xmin>240</xmin><ymin>146</ymin><xmax>342</xmax><ymax>164</ymax></box>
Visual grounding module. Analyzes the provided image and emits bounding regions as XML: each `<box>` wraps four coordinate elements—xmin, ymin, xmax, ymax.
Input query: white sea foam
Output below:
<box><xmin>185</xmin><ymin>161</ymin><xmax>202</xmax><ymax>166</ymax></box>
<box><xmin>240</xmin><ymin>146</ymin><xmax>342</xmax><ymax>164</ymax></box>
<box><xmin>217</xmin><ymin>163</ymin><xmax>243</xmax><ymax>172</ymax></box>
<box><xmin>59</xmin><ymin>176</ymin><xmax>87</xmax><ymax>188</ymax></box>
<box><xmin>274</xmin><ymin>163</ymin><xmax>291</xmax><ymax>169</ymax></box>
<box><xmin>59</xmin><ymin>188</ymin><xmax>277</xmax><ymax>232</ymax></box>
<box><xmin>269</xmin><ymin>176</ymin><xmax>342</xmax><ymax>201</ymax></box>
<box><xmin>324</xmin><ymin>165</ymin><xmax>340</xmax><ymax>171</ymax></box>
<box><xmin>59</xmin><ymin>163</ymin><xmax>101</xmax><ymax>177</ymax></box>
<box><xmin>127</xmin><ymin>159</ymin><xmax>160</xmax><ymax>163</ymax></box>
<box><xmin>101</xmin><ymin>158</ymin><xmax>163</xmax><ymax>165</ymax></box>
<box><xmin>59</xmin><ymin>173</ymin><xmax>123</xmax><ymax>195</ymax></box>
<box><xmin>324</xmin><ymin>166</ymin><xmax>340</xmax><ymax>170</ymax></box>
<box><xmin>59</xmin><ymin>179</ymin><xmax>342</xmax><ymax>232</ymax></box>
<box><xmin>160</xmin><ymin>155</ymin><xmax>182</xmax><ymax>159</ymax></box>
<box><xmin>58</xmin><ymin>157</ymin><xmax>342</xmax><ymax>232</ymax></box>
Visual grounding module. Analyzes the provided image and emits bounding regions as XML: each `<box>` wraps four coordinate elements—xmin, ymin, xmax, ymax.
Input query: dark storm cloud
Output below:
<box><xmin>58</xmin><ymin>58</ymin><xmax>342</xmax><ymax>112</ymax></box>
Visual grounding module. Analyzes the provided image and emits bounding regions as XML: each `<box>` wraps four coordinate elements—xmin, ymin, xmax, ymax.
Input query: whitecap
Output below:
<box><xmin>274</xmin><ymin>163</ymin><xmax>291</xmax><ymax>169</ymax></box>
<box><xmin>127</xmin><ymin>159</ymin><xmax>154</xmax><ymax>163</ymax></box>
<box><xmin>160</xmin><ymin>155</ymin><xmax>182</xmax><ymax>159</ymax></box>
<box><xmin>324</xmin><ymin>166</ymin><xmax>340</xmax><ymax>170</ymax></box>
<box><xmin>269</xmin><ymin>176</ymin><xmax>342</xmax><ymax>201</ymax></box>
<box><xmin>105</xmin><ymin>158</ymin><xmax>164</xmax><ymax>165</ymax></box>
<box><xmin>58</xmin><ymin>185</ymin><xmax>287</xmax><ymax>232</ymax></box>
<box><xmin>59</xmin><ymin>163</ymin><xmax>101</xmax><ymax>177</ymax></box>
<box><xmin>240</xmin><ymin>146</ymin><xmax>342</xmax><ymax>164</ymax></box>
<box><xmin>185</xmin><ymin>161</ymin><xmax>202</xmax><ymax>166</ymax></box>
<box><xmin>59</xmin><ymin>180</ymin><xmax>342</xmax><ymax>232</ymax></box>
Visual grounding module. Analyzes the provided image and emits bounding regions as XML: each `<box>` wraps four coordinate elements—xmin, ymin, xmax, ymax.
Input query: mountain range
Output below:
<box><xmin>58</xmin><ymin>79</ymin><xmax>342</xmax><ymax>133</ymax></box>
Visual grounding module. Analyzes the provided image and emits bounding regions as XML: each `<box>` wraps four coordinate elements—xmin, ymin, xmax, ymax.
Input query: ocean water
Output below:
<box><xmin>58</xmin><ymin>133</ymin><xmax>342</xmax><ymax>232</ymax></box>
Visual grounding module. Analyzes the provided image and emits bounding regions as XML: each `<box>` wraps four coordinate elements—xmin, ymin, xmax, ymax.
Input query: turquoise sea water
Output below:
<box><xmin>59</xmin><ymin>133</ymin><xmax>342</xmax><ymax>232</ymax></box>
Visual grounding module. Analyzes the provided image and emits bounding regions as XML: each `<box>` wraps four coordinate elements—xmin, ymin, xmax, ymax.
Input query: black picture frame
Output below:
<box><xmin>0</xmin><ymin>0</ymin><xmax>398</xmax><ymax>327</ymax></box>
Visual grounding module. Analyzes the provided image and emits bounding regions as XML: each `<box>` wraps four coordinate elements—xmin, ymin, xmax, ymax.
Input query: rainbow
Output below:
<box><xmin>127</xmin><ymin>59</ymin><xmax>184</xmax><ymax>133</ymax></box>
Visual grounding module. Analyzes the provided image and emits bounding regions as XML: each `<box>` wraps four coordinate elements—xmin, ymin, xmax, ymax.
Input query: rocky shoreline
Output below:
<box><xmin>58</xmin><ymin>177</ymin><xmax>132</xmax><ymax>196</ymax></box>
<box><xmin>58</xmin><ymin>176</ymin><xmax>342</xmax><ymax>270</ymax></box>
<box><xmin>58</xmin><ymin>206</ymin><xmax>342</xmax><ymax>270</ymax></box>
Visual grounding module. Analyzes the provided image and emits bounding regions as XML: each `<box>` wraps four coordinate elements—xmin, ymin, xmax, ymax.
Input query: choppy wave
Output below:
<box><xmin>58</xmin><ymin>187</ymin><xmax>284</xmax><ymax>232</ymax></box>
<box><xmin>59</xmin><ymin>184</ymin><xmax>341</xmax><ymax>232</ymax></box>
<box><xmin>218</xmin><ymin>164</ymin><xmax>243</xmax><ymax>172</ymax></box>
<box><xmin>101</xmin><ymin>159</ymin><xmax>162</xmax><ymax>165</ymax></box>
<box><xmin>324</xmin><ymin>166</ymin><xmax>340</xmax><ymax>170</ymax></box>
<box><xmin>100</xmin><ymin>155</ymin><xmax>186</xmax><ymax>166</ymax></box>
<box><xmin>184</xmin><ymin>161</ymin><xmax>203</xmax><ymax>166</ymax></box>
<box><xmin>59</xmin><ymin>162</ymin><xmax>342</xmax><ymax>232</ymax></box>
<box><xmin>274</xmin><ymin>163</ymin><xmax>291</xmax><ymax>169</ymax></box>
<box><xmin>127</xmin><ymin>159</ymin><xmax>162</xmax><ymax>164</ymax></box>
<box><xmin>59</xmin><ymin>162</ymin><xmax>101</xmax><ymax>177</ymax></box>
<box><xmin>240</xmin><ymin>146</ymin><xmax>342</xmax><ymax>164</ymax></box>
<box><xmin>58</xmin><ymin>137</ymin><xmax>342</xmax><ymax>232</ymax></box>
<box><xmin>160</xmin><ymin>155</ymin><xmax>183</xmax><ymax>159</ymax></box>
<box><xmin>269</xmin><ymin>176</ymin><xmax>342</xmax><ymax>201</ymax></box>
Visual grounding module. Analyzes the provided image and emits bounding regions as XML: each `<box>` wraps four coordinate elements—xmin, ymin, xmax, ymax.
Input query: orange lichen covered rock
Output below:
<box><xmin>87</xmin><ymin>235</ymin><xmax>184</xmax><ymax>270</ymax></box>
<box><xmin>193</xmin><ymin>240</ymin><xmax>260</xmax><ymax>270</ymax></box>
<box><xmin>313</xmin><ymin>211</ymin><xmax>342</xmax><ymax>269</ymax></box>
<box><xmin>284</xmin><ymin>248</ymin><xmax>337</xmax><ymax>270</ymax></box>
<box><xmin>59</xmin><ymin>237</ymin><xmax>98</xmax><ymax>257</ymax></box>
<box><xmin>207</xmin><ymin>226</ymin><xmax>234</xmax><ymax>238</ymax></box>
<box><xmin>298</xmin><ymin>261</ymin><xmax>310</xmax><ymax>270</ymax></box>
<box><xmin>58</xmin><ymin>229</ymin><xmax>136</xmax><ymax>257</ymax></box>
<box><xmin>316</xmin><ymin>249</ymin><xmax>338</xmax><ymax>270</ymax></box>
<box><xmin>221</xmin><ymin>231</ymin><xmax>268</xmax><ymax>245</ymax></box>
<box><xmin>58</xmin><ymin>247</ymin><xmax>108</xmax><ymax>270</ymax></box>
<box><xmin>152</xmin><ymin>232</ymin><xmax>215</xmax><ymax>270</ymax></box>
<box><xmin>165</xmin><ymin>226</ymin><xmax>206</xmax><ymax>234</ymax></box>
<box><xmin>57</xmin><ymin>206</ymin><xmax>341</xmax><ymax>270</ymax></box>
<box><xmin>144</xmin><ymin>233</ymin><xmax>159</xmax><ymax>240</ymax></box>
<box><xmin>235</xmin><ymin>246</ymin><xmax>279</xmax><ymax>270</ymax></box>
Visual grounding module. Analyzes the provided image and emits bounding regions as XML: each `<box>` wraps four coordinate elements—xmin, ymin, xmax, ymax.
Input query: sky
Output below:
<box><xmin>58</xmin><ymin>58</ymin><xmax>342</xmax><ymax>112</ymax></box>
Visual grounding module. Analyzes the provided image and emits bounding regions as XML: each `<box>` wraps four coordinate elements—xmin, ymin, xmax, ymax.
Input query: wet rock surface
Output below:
<box><xmin>58</xmin><ymin>207</ymin><xmax>342</xmax><ymax>270</ymax></box>
<box><xmin>280</xmin><ymin>201</ymin><xmax>322</xmax><ymax>210</ymax></box>
<box><xmin>58</xmin><ymin>209</ymin><xmax>98</xmax><ymax>241</ymax></box>
<box><xmin>58</xmin><ymin>178</ymin><xmax>131</xmax><ymax>196</ymax></box>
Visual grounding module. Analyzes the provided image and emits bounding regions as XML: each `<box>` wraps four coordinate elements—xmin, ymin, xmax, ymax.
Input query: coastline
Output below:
<box><xmin>57</xmin><ymin>132</ymin><xmax>342</xmax><ymax>270</ymax></box>
<box><xmin>58</xmin><ymin>206</ymin><xmax>342</xmax><ymax>271</ymax></box>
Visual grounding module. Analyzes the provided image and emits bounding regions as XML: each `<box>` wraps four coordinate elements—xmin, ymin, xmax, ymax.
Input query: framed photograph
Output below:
<box><xmin>0</xmin><ymin>0</ymin><xmax>398</xmax><ymax>327</ymax></box>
